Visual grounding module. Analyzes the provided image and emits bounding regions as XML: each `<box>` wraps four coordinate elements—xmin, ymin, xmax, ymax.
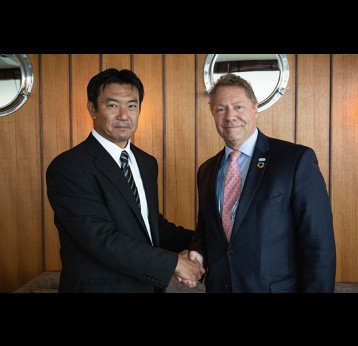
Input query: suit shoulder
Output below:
<box><xmin>268</xmin><ymin>137</ymin><xmax>314</xmax><ymax>156</ymax></box>
<box><xmin>47</xmin><ymin>141</ymin><xmax>87</xmax><ymax>171</ymax></box>
<box><xmin>198</xmin><ymin>150</ymin><xmax>223</xmax><ymax>174</ymax></box>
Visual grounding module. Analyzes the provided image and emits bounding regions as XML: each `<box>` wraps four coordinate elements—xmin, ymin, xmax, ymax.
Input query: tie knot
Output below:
<box><xmin>230</xmin><ymin>150</ymin><xmax>241</xmax><ymax>160</ymax></box>
<box><xmin>120</xmin><ymin>150</ymin><xmax>129</xmax><ymax>165</ymax></box>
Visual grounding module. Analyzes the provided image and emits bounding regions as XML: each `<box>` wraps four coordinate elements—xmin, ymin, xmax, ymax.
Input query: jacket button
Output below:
<box><xmin>227</xmin><ymin>249</ymin><xmax>234</xmax><ymax>255</ymax></box>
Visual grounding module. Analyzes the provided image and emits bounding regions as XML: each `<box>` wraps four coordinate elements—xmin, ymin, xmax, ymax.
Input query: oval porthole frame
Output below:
<box><xmin>0</xmin><ymin>54</ymin><xmax>34</xmax><ymax>117</ymax></box>
<box><xmin>203</xmin><ymin>54</ymin><xmax>289</xmax><ymax>112</ymax></box>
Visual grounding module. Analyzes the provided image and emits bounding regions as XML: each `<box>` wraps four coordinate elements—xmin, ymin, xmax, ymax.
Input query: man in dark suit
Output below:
<box><xmin>46</xmin><ymin>68</ymin><xmax>204</xmax><ymax>293</ymax></box>
<box><xmin>188</xmin><ymin>73</ymin><xmax>336</xmax><ymax>293</ymax></box>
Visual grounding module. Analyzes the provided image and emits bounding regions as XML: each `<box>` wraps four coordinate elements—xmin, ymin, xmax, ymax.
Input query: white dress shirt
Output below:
<box><xmin>92</xmin><ymin>129</ymin><xmax>153</xmax><ymax>244</ymax></box>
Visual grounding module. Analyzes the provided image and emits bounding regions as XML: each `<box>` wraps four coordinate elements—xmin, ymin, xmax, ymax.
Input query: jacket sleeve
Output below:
<box><xmin>293</xmin><ymin>148</ymin><xmax>336</xmax><ymax>292</ymax></box>
<box><xmin>158</xmin><ymin>214</ymin><xmax>194</xmax><ymax>252</ymax></box>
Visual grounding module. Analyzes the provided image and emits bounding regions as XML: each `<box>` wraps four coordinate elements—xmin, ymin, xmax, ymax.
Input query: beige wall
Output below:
<box><xmin>0</xmin><ymin>54</ymin><xmax>357</xmax><ymax>292</ymax></box>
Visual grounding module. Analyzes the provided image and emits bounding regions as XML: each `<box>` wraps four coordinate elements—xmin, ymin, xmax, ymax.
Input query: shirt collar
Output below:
<box><xmin>92</xmin><ymin>129</ymin><xmax>131</xmax><ymax>164</ymax></box>
<box><xmin>224</xmin><ymin>128</ymin><xmax>258</xmax><ymax>160</ymax></box>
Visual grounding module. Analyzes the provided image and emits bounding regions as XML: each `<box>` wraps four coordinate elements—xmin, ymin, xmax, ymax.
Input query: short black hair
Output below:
<box><xmin>87</xmin><ymin>68</ymin><xmax>144</xmax><ymax>111</ymax></box>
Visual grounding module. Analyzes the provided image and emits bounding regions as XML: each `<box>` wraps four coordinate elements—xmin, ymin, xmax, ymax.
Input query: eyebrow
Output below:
<box><xmin>104</xmin><ymin>97</ymin><xmax>139</xmax><ymax>104</ymax></box>
<box><xmin>216</xmin><ymin>101</ymin><xmax>243</xmax><ymax>107</ymax></box>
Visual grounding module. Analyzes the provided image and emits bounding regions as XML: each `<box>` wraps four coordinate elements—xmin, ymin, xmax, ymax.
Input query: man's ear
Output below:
<box><xmin>87</xmin><ymin>101</ymin><xmax>97</xmax><ymax>120</ymax></box>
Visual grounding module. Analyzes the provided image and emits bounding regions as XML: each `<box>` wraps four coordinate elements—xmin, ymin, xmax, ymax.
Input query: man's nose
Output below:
<box><xmin>116</xmin><ymin>107</ymin><xmax>128</xmax><ymax>119</ymax></box>
<box><xmin>224</xmin><ymin>107</ymin><xmax>236</xmax><ymax>120</ymax></box>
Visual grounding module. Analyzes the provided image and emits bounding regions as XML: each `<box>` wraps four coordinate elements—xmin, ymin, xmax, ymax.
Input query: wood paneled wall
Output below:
<box><xmin>1</xmin><ymin>54</ymin><xmax>357</xmax><ymax>292</ymax></box>
<box><xmin>332</xmin><ymin>55</ymin><xmax>358</xmax><ymax>282</ymax></box>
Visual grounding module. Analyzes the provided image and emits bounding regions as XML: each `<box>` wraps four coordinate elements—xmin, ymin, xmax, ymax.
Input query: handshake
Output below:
<box><xmin>174</xmin><ymin>250</ymin><xmax>206</xmax><ymax>288</ymax></box>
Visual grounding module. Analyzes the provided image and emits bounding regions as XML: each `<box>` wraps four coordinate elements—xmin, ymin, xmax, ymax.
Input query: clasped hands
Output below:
<box><xmin>174</xmin><ymin>250</ymin><xmax>205</xmax><ymax>288</ymax></box>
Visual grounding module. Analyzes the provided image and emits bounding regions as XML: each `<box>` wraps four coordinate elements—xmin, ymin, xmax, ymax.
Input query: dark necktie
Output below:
<box><xmin>120</xmin><ymin>150</ymin><xmax>140</xmax><ymax>208</ymax></box>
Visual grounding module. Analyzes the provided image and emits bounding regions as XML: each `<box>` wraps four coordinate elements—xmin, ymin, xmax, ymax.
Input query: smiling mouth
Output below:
<box><xmin>225</xmin><ymin>123</ymin><xmax>246</xmax><ymax>129</ymax></box>
<box><xmin>114</xmin><ymin>125</ymin><xmax>130</xmax><ymax>129</ymax></box>
<box><xmin>224</xmin><ymin>125</ymin><xmax>243</xmax><ymax>130</ymax></box>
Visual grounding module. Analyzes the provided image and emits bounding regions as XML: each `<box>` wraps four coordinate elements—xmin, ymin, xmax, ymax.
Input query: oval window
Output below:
<box><xmin>203</xmin><ymin>54</ymin><xmax>289</xmax><ymax>112</ymax></box>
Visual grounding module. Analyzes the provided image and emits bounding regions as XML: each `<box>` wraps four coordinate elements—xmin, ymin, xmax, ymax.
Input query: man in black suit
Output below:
<box><xmin>46</xmin><ymin>68</ymin><xmax>204</xmax><ymax>293</ymax></box>
<box><xmin>188</xmin><ymin>73</ymin><xmax>336</xmax><ymax>292</ymax></box>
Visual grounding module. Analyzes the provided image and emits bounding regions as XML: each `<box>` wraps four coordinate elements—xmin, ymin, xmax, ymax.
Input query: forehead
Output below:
<box><xmin>214</xmin><ymin>86</ymin><xmax>246</xmax><ymax>99</ymax></box>
<box><xmin>100</xmin><ymin>83</ymin><xmax>139</xmax><ymax>98</ymax></box>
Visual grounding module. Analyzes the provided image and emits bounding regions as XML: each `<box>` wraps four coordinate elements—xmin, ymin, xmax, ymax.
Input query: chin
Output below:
<box><xmin>226</xmin><ymin>136</ymin><xmax>242</xmax><ymax>147</ymax></box>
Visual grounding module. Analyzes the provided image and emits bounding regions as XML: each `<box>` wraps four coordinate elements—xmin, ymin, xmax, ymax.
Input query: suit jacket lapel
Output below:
<box><xmin>212</xmin><ymin>150</ymin><xmax>227</xmax><ymax>239</ymax></box>
<box><xmin>85</xmin><ymin>134</ymin><xmax>148</xmax><ymax>234</ymax></box>
<box><xmin>231</xmin><ymin>131</ymin><xmax>270</xmax><ymax>240</ymax></box>
<box><xmin>131</xmin><ymin>145</ymin><xmax>160</xmax><ymax>246</ymax></box>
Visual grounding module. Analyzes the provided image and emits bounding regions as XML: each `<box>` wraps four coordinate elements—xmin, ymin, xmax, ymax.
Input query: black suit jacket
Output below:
<box><xmin>46</xmin><ymin>133</ymin><xmax>193</xmax><ymax>293</ymax></box>
<box><xmin>191</xmin><ymin>130</ymin><xmax>336</xmax><ymax>293</ymax></box>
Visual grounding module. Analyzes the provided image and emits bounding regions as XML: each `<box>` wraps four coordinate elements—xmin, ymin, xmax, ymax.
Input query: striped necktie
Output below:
<box><xmin>120</xmin><ymin>150</ymin><xmax>140</xmax><ymax>208</ymax></box>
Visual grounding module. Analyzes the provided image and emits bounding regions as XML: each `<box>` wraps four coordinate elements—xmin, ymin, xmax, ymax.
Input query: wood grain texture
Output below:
<box><xmin>71</xmin><ymin>54</ymin><xmax>100</xmax><ymax>146</ymax></box>
<box><xmin>331</xmin><ymin>54</ymin><xmax>358</xmax><ymax>282</ymax></box>
<box><xmin>257</xmin><ymin>54</ymin><xmax>296</xmax><ymax>142</ymax></box>
<box><xmin>14</xmin><ymin>54</ymin><xmax>42</xmax><ymax>288</ymax></box>
<box><xmin>101</xmin><ymin>54</ymin><xmax>130</xmax><ymax>70</ymax></box>
<box><xmin>0</xmin><ymin>54</ymin><xmax>42</xmax><ymax>292</ymax></box>
<box><xmin>165</xmin><ymin>54</ymin><xmax>196</xmax><ymax>229</ymax></box>
<box><xmin>196</xmin><ymin>54</ymin><xmax>224</xmax><ymax>167</ymax></box>
<box><xmin>41</xmin><ymin>54</ymin><xmax>71</xmax><ymax>272</ymax></box>
<box><xmin>296</xmin><ymin>54</ymin><xmax>330</xmax><ymax>188</ymax></box>
<box><xmin>133</xmin><ymin>54</ymin><xmax>164</xmax><ymax>213</ymax></box>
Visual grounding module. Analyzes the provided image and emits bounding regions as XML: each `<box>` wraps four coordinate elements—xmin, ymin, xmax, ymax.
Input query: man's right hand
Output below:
<box><xmin>174</xmin><ymin>250</ymin><xmax>205</xmax><ymax>287</ymax></box>
<box><xmin>174</xmin><ymin>250</ymin><xmax>205</xmax><ymax>288</ymax></box>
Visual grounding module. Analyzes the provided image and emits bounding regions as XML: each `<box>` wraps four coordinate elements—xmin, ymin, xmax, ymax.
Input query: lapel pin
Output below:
<box><xmin>257</xmin><ymin>158</ymin><xmax>266</xmax><ymax>168</ymax></box>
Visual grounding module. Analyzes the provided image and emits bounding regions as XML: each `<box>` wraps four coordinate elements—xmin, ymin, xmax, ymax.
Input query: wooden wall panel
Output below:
<box><xmin>331</xmin><ymin>54</ymin><xmax>358</xmax><ymax>282</ymax></box>
<box><xmin>165</xmin><ymin>54</ymin><xmax>196</xmax><ymax>229</ymax></box>
<box><xmin>71</xmin><ymin>54</ymin><xmax>100</xmax><ymax>146</ymax></box>
<box><xmin>102</xmin><ymin>54</ymin><xmax>131</xmax><ymax>70</ymax></box>
<box><xmin>0</xmin><ymin>111</ymin><xmax>20</xmax><ymax>292</ymax></box>
<box><xmin>0</xmin><ymin>54</ymin><xmax>42</xmax><ymax>292</ymax></box>
<box><xmin>133</xmin><ymin>54</ymin><xmax>164</xmax><ymax>213</ymax></box>
<box><xmin>41</xmin><ymin>54</ymin><xmax>71</xmax><ymax>272</ymax></box>
<box><xmin>296</xmin><ymin>54</ymin><xmax>330</xmax><ymax>188</ymax></box>
<box><xmin>257</xmin><ymin>54</ymin><xmax>296</xmax><ymax>142</ymax></box>
<box><xmin>196</xmin><ymin>54</ymin><xmax>224</xmax><ymax>168</ymax></box>
<box><xmin>17</xmin><ymin>54</ymin><xmax>42</xmax><ymax>282</ymax></box>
